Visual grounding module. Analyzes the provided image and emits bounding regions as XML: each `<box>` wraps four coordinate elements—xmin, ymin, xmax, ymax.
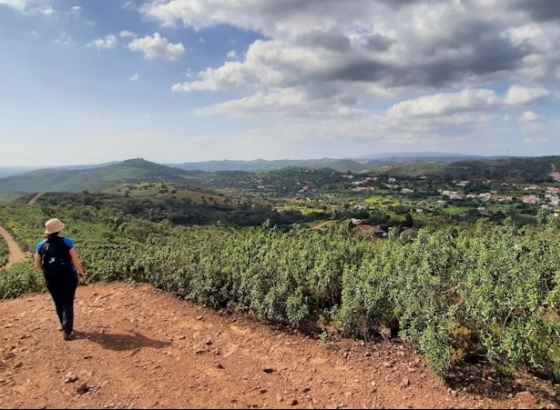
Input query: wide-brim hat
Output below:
<box><xmin>44</xmin><ymin>218</ymin><xmax>65</xmax><ymax>234</ymax></box>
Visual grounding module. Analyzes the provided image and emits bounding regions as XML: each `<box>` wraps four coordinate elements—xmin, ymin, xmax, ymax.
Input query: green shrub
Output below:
<box><xmin>0</xmin><ymin>259</ymin><xmax>45</xmax><ymax>299</ymax></box>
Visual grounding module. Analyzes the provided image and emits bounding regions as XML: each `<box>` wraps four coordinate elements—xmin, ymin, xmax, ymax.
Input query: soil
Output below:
<box><xmin>1</xmin><ymin>226</ymin><xmax>559</xmax><ymax>409</ymax></box>
<box><xmin>0</xmin><ymin>226</ymin><xmax>27</xmax><ymax>269</ymax></box>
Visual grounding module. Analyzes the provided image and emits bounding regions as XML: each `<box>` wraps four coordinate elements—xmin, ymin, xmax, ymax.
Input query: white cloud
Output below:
<box><xmin>388</xmin><ymin>89</ymin><xmax>501</xmax><ymax>118</ymax></box>
<box><xmin>387</xmin><ymin>85</ymin><xmax>556</xmax><ymax>121</ymax></box>
<box><xmin>505</xmin><ymin>85</ymin><xmax>552</xmax><ymax>105</ymax></box>
<box><xmin>520</xmin><ymin>110</ymin><xmax>547</xmax><ymax>134</ymax></box>
<box><xmin>128</xmin><ymin>32</ymin><xmax>185</xmax><ymax>62</ymax></box>
<box><xmin>130</xmin><ymin>73</ymin><xmax>140</xmax><ymax>81</ymax></box>
<box><xmin>36</xmin><ymin>5</ymin><xmax>52</xmax><ymax>15</ymax></box>
<box><xmin>0</xmin><ymin>0</ymin><xmax>28</xmax><ymax>10</ymax></box>
<box><xmin>120</xmin><ymin>30</ymin><xmax>137</xmax><ymax>39</ymax></box>
<box><xmin>196</xmin><ymin>88</ymin><xmax>309</xmax><ymax>117</ymax></box>
<box><xmin>0</xmin><ymin>0</ymin><xmax>53</xmax><ymax>14</ymax></box>
<box><xmin>87</xmin><ymin>34</ymin><xmax>118</xmax><ymax>50</ymax></box>
<box><xmin>172</xmin><ymin>39</ymin><xmax>330</xmax><ymax>93</ymax></box>
<box><xmin>172</xmin><ymin>61</ymin><xmax>252</xmax><ymax>92</ymax></box>
<box><xmin>520</xmin><ymin>111</ymin><xmax>544</xmax><ymax>122</ymax></box>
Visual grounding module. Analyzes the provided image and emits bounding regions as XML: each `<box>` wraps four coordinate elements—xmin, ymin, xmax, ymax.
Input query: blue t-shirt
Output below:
<box><xmin>36</xmin><ymin>237</ymin><xmax>76</xmax><ymax>272</ymax></box>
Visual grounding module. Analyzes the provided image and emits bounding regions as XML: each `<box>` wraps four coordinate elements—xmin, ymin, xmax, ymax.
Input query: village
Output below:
<box><xmin>321</xmin><ymin>172</ymin><xmax>560</xmax><ymax>234</ymax></box>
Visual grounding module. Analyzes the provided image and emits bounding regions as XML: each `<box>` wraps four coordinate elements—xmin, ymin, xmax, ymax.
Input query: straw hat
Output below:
<box><xmin>44</xmin><ymin>218</ymin><xmax>65</xmax><ymax>235</ymax></box>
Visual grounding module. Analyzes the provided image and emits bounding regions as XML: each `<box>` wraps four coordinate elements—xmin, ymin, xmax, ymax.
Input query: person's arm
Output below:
<box><xmin>34</xmin><ymin>253</ymin><xmax>43</xmax><ymax>271</ymax></box>
<box><xmin>69</xmin><ymin>248</ymin><xmax>86</xmax><ymax>282</ymax></box>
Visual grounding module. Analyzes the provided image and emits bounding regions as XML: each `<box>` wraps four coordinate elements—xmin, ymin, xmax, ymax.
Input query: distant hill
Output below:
<box><xmin>371</xmin><ymin>155</ymin><xmax>560</xmax><ymax>181</ymax></box>
<box><xmin>168</xmin><ymin>154</ymin><xmax>490</xmax><ymax>173</ymax></box>
<box><xmin>442</xmin><ymin>156</ymin><xmax>560</xmax><ymax>181</ymax></box>
<box><xmin>169</xmin><ymin>158</ymin><xmax>357</xmax><ymax>172</ymax></box>
<box><xmin>360</xmin><ymin>152</ymin><xmax>498</xmax><ymax>161</ymax></box>
<box><xmin>0</xmin><ymin>154</ymin><xmax>501</xmax><ymax>179</ymax></box>
<box><xmin>0</xmin><ymin>162</ymin><xmax>117</xmax><ymax>179</ymax></box>
<box><xmin>0</xmin><ymin>167</ymin><xmax>38</xmax><ymax>179</ymax></box>
<box><xmin>0</xmin><ymin>158</ymin><xmax>195</xmax><ymax>193</ymax></box>
<box><xmin>1</xmin><ymin>155</ymin><xmax>559</xmax><ymax>194</ymax></box>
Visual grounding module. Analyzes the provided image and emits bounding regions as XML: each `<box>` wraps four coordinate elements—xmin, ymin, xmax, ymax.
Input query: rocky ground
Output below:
<box><xmin>0</xmin><ymin>281</ymin><xmax>558</xmax><ymax>409</ymax></box>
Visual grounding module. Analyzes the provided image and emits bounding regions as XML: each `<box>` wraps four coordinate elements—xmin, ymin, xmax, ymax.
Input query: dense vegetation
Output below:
<box><xmin>26</xmin><ymin>191</ymin><xmax>327</xmax><ymax>228</ymax></box>
<box><xmin>1</xmin><ymin>202</ymin><xmax>559</xmax><ymax>383</ymax></box>
<box><xmin>0</xmin><ymin>234</ymin><xmax>8</xmax><ymax>267</ymax></box>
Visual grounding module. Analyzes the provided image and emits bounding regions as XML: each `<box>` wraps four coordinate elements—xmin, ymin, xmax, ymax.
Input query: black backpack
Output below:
<box><xmin>40</xmin><ymin>237</ymin><xmax>73</xmax><ymax>278</ymax></box>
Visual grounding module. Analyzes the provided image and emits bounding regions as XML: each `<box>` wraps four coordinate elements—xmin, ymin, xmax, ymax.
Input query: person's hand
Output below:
<box><xmin>78</xmin><ymin>271</ymin><xmax>85</xmax><ymax>283</ymax></box>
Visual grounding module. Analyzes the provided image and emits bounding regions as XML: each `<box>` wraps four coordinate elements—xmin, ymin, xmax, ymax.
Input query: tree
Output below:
<box><xmin>403</xmin><ymin>212</ymin><xmax>414</xmax><ymax>228</ymax></box>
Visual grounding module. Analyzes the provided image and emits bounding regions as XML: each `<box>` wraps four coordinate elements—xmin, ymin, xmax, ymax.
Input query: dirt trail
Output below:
<box><xmin>309</xmin><ymin>221</ymin><xmax>336</xmax><ymax>230</ymax></box>
<box><xmin>0</xmin><ymin>192</ymin><xmax>42</xmax><ymax>268</ymax></box>
<box><xmin>27</xmin><ymin>193</ymin><xmax>44</xmax><ymax>205</ymax></box>
<box><xmin>0</xmin><ymin>225</ymin><xmax>27</xmax><ymax>269</ymax></box>
<box><xmin>0</xmin><ymin>282</ymin><xmax>558</xmax><ymax>409</ymax></box>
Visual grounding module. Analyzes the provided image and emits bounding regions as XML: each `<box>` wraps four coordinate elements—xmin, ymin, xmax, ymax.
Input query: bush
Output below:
<box><xmin>0</xmin><ymin>259</ymin><xmax>45</xmax><ymax>299</ymax></box>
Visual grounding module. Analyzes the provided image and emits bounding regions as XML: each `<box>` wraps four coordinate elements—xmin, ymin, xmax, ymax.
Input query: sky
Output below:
<box><xmin>1</xmin><ymin>0</ymin><xmax>560</xmax><ymax>167</ymax></box>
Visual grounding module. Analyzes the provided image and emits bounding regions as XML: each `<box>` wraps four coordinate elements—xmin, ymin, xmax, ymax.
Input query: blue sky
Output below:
<box><xmin>1</xmin><ymin>0</ymin><xmax>560</xmax><ymax>167</ymax></box>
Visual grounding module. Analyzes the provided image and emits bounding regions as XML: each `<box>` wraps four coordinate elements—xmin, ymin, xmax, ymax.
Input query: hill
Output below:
<box><xmin>0</xmin><ymin>167</ymin><xmax>38</xmax><ymax>179</ymax></box>
<box><xmin>169</xmin><ymin>154</ymin><xmax>491</xmax><ymax>173</ymax></box>
<box><xmin>1</xmin><ymin>155</ymin><xmax>560</xmax><ymax>195</ymax></box>
<box><xmin>170</xmin><ymin>158</ymin><xmax>374</xmax><ymax>172</ymax></box>
<box><xmin>442</xmin><ymin>156</ymin><xmax>560</xmax><ymax>182</ymax></box>
<box><xmin>0</xmin><ymin>158</ymin><xmax>196</xmax><ymax>193</ymax></box>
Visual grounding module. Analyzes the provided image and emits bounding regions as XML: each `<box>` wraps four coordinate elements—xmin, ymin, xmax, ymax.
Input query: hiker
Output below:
<box><xmin>34</xmin><ymin>218</ymin><xmax>85</xmax><ymax>341</ymax></box>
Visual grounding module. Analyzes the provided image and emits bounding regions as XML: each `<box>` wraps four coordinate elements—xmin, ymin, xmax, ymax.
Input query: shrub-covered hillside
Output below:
<box><xmin>1</xmin><ymin>203</ymin><xmax>559</xmax><ymax>383</ymax></box>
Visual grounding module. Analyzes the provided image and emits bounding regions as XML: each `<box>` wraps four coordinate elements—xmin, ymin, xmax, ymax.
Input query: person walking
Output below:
<box><xmin>34</xmin><ymin>218</ymin><xmax>85</xmax><ymax>341</ymax></box>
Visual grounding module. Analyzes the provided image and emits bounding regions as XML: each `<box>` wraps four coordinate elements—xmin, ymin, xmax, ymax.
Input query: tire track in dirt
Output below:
<box><xmin>0</xmin><ymin>225</ymin><xmax>26</xmax><ymax>270</ymax></box>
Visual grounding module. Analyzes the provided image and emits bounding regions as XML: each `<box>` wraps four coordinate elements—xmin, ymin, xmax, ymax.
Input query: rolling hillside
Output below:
<box><xmin>0</xmin><ymin>158</ymin><xmax>197</xmax><ymax>193</ymax></box>
<box><xmin>1</xmin><ymin>155</ymin><xmax>559</xmax><ymax>195</ymax></box>
<box><xmin>169</xmin><ymin>154</ymin><xmax>488</xmax><ymax>173</ymax></box>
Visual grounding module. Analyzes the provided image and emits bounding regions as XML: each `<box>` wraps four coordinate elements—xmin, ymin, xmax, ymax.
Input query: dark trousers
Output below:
<box><xmin>45</xmin><ymin>272</ymin><xmax>79</xmax><ymax>334</ymax></box>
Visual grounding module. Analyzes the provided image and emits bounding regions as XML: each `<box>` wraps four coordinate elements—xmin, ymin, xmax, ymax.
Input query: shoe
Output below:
<box><xmin>63</xmin><ymin>332</ymin><xmax>74</xmax><ymax>341</ymax></box>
